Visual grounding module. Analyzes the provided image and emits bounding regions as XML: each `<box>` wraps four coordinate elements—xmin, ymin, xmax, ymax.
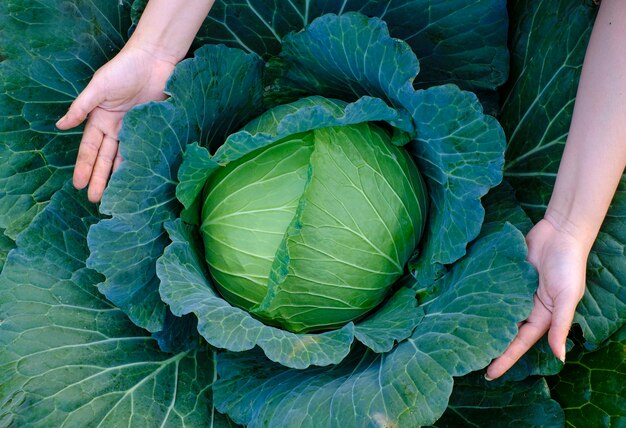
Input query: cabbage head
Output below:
<box><xmin>201</xmin><ymin>121</ymin><xmax>428</xmax><ymax>332</ymax></box>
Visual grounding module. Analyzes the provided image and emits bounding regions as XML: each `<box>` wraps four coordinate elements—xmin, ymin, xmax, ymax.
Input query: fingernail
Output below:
<box><xmin>55</xmin><ymin>116</ymin><xmax>66</xmax><ymax>127</ymax></box>
<box><xmin>558</xmin><ymin>345</ymin><xmax>566</xmax><ymax>363</ymax></box>
<box><xmin>484</xmin><ymin>374</ymin><xmax>494</xmax><ymax>381</ymax></box>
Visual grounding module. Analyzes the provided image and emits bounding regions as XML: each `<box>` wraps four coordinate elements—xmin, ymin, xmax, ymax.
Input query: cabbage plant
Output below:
<box><xmin>1</xmin><ymin>0</ymin><xmax>624</xmax><ymax>427</ymax></box>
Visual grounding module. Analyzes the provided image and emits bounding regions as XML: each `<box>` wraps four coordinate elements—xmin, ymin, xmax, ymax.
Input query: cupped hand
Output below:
<box><xmin>56</xmin><ymin>44</ymin><xmax>176</xmax><ymax>202</ymax></box>
<box><xmin>486</xmin><ymin>217</ymin><xmax>588</xmax><ymax>379</ymax></box>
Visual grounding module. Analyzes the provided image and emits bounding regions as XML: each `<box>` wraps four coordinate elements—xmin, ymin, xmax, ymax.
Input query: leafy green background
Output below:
<box><xmin>0</xmin><ymin>183</ymin><xmax>230</xmax><ymax>427</ymax></box>
<box><xmin>0</xmin><ymin>232</ymin><xmax>14</xmax><ymax>273</ymax></box>
<box><xmin>0</xmin><ymin>0</ymin><xmax>132</xmax><ymax>240</ymax></box>
<box><xmin>432</xmin><ymin>373</ymin><xmax>563</xmax><ymax>428</ymax></box>
<box><xmin>550</xmin><ymin>326</ymin><xmax>626</xmax><ymax>427</ymax></box>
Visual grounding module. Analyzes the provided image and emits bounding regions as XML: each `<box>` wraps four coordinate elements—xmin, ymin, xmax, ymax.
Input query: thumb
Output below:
<box><xmin>56</xmin><ymin>82</ymin><xmax>105</xmax><ymax>130</ymax></box>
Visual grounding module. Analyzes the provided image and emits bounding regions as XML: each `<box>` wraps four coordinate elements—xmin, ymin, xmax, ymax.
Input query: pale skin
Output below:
<box><xmin>57</xmin><ymin>0</ymin><xmax>626</xmax><ymax>376</ymax></box>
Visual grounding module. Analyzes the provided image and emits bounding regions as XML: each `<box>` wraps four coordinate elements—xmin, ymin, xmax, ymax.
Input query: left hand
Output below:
<box><xmin>485</xmin><ymin>217</ymin><xmax>588</xmax><ymax>379</ymax></box>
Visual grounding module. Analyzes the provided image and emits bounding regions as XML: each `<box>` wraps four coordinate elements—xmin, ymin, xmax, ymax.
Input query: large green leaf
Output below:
<box><xmin>266</xmin><ymin>12</ymin><xmax>419</xmax><ymax>108</ymax></box>
<box><xmin>432</xmin><ymin>373</ymin><xmax>563</xmax><ymax>427</ymax></box>
<box><xmin>86</xmin><ymin>45</ymin><xmax>264</xmax><ymax>332</ymax></box>
<box><xmin>132</xmin><ymin>0</ymin><xmax>508</xmax><ymax>94</ymax></box>
<box><xmin>0</xmin><ymin>0</ymin><xmax>131</xmax><ymax>239</ymax></box>
<box><xmin>549</xmin><ymin>326</ymin><xmax>626</xmax><ymax>427</ymax></box>
<box><xmin>501</xmin><ymin>0</ymin><xmax>597</xmax><ymax>220</ymax></box>
<box><xmin>213</xmin><ymin>223</ymin><xmax>536</xmax><ymax>427</ymax></box>
<box><xmin>402</xmin><ymin>86</ymin><xmax>506</xmax><ymax>285</ymax></box>
<box><xmin>481</xmin><ymin>181</ymin><xmax>534</xmax><ymax>236</ymax></box>
<box><xmin>0</xmin><ymin>182</ymin><xmax>230</xmax><ymax>427</ymax></box>
<box><xmin>501</xmin><ymin>0</ymin><xmax>625</xmax><ymax>348</ymax></box>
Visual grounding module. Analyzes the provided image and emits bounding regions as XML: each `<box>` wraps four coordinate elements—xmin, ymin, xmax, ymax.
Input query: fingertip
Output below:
<box><xmin>548</xmin><ymin>314</ymin><xmax>575</xmax><ymax>363</ymax></box>
<box><xmin>484</xmin><ymin>365</ymin><xmax>498</xmax><ymax>381</ymax></box>
<box><xmin>55</xmin><ymin>116</ymin><xmax>67</xmax><ymax>129</ymax></box>
<box><xmin>72</xmin><ymin>177</ymin><xmax>88</xmax><ymax>191</ymax></box>
<box><xmin>550</xmin><ymin>330</ymin><xmax>567</xmax><ymax>362</ymax></box>
<box><xmin>73</xmin><ymin>166</ymin><xmax>92</xmax><ymax>190</ymax></box>
<box><xmin>87</xmin><ymin>185</ymin><xmax>103</xmax><ymax>204</ymax></box>
<box><xmin>485</xmin><ymin>358</ymin><xmax>507</xmax><ymax>381</ymax></box>
<box><xmin>548</xmin><ymin>339</ymin><xmax>566</xmax><ymax>363</ymax></box>
<box><xmin>63</xmin><ymin>111</ymin><xmax>87</xmax><ymax>129</ymax></box>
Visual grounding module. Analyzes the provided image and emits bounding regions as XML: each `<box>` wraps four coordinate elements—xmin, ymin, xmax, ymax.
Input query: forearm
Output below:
<box><xmin>546</xmin><ymin>0</ymin><xmax>626</xmax><ymax>251</ymax></box>
<box><xmin>125</xmin><ymin>0</ymin><xmax>215</xmax><ymax>63</ymax></box>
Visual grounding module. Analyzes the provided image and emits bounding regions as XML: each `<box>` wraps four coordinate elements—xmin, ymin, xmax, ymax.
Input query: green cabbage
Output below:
<box><xmin>201</xmin><ymin>122</ymin><xmax>427</xmax><ymax>332</ymax></box>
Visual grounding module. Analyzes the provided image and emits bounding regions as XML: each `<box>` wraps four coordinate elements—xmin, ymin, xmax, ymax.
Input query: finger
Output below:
<box><xmin>112</xmin><ymin>149</ymin><xmax>123</xmax><ymax>172</ymax></box>
<box><xmin>486</xmin><ymin>294</ymin><xmax>552</xmax><ymax>380</ymax></box>
<box><xmin>547</xmin><ymin>295</ymin><xmax>579</xmax><ymax>362</ymax></box>
<box><xmin>73</xmin><ymin>121</ymin><xmax>104</xmax><ymax>190</ymax></box>
<box><xmin>87</xmin><ymin>135</ymin><xmax>118</xmax><ymax>203</ymax></box>
<box><xmin>56</xmin><ymin>82</ymin><xmax>106</xmax><ymax>130</ymax></box>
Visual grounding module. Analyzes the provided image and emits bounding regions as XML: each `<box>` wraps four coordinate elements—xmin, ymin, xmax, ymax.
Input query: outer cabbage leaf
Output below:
<box><xmin>267</xmin><ymin>13</ymin><xmax>418</xmax><ymax>108</ymax></box>
<box><xmin>131</xmin><ymin>0</ymin><xmax>508</xmax><ymax>94</ymax></box>
<box><xmin>432</xmin><ymin>373</ymin><xmax>563</xmax><ymax>428</ymax></box>
<box><xmin>0</xmin><ymin>182</ymin><xmax>231</xmax><ymax>427</ymax></box>
<box><xmin>213</xmin><ymin>223</ymin><xmax>536</xmax><ymax>427</ymax></box>
<box><xmin>266</xmin><ymin>12</ymin><xmax>506</xmax><ymax>286</ymax></box>
<box><xmin>549</xmin><ymin>326</ymin><xmax>626</xmax><ymax>427</ymax></box>
<box><xmin>481</xmin><ymin>181</ymin><xmax>534</xmax><ymax>236</ymax></box>
<box><xmin>501</xmin><ymin>0</ymin><xmax>597</xmax><ymax>221</ymax></box>
<box><xmin>401</xmin><ymin>86</ymin><xmax>505</xmax><ymax>284</ymax></box>
<box><xmin>0</xmin><ymin>0</ymin><xmax>131</xmax><ymax>239</ymax></box>
<box><xmin>501</xmin><ymin>0</ymin><xmax>625</xmax><ymax>348</ymax></box>
<box><xmin>86</xmin><ymin>45</ymin><xmax>264</xmax><ymax>332</ymax></box>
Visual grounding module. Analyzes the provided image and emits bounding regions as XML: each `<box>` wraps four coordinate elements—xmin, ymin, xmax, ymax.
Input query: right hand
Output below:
<box><xmin>486</xmin><ymin>217</ymin><xmax>588</xmax><ymax>379</ymax></box>
<box><xmin>56</xmin><ymin>44</ymin><xmax>177</xmax><ymax>202</ymax></box>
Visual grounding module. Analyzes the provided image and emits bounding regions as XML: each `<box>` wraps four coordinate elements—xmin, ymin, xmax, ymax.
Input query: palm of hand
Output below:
<box><xmin>56</xmin><ymin>46</ymin><xmax>176</xmax><ymax>202</ymax></box>
<box><xmin>530</xmin><ymin>222</ymin><xmax>587</xmax><ymax>316</ymax></box>
<box><xmin>486</xmin><ymin>218</ymin><xmax>587</xmax><ymax>379</ymax></box>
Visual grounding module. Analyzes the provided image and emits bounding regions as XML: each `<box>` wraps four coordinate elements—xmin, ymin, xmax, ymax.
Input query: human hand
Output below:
<box><xmin>486</xmin><ymin>217</ymin><xmax>588</xmax><ymax>379</ymax></box>
<box><xmin>56</xmin><ymin>44</ymin><xmax>176</xmax><ymax>202</ymax></box>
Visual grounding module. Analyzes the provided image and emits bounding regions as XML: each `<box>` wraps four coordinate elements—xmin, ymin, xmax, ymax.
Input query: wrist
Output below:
<box><xmin>124</xmin><ymin>0</ymin><xmax>215</xmax><ymax>66</ymax></box>
<box><xmin>123</xmin><ymin>36</ymin><xmax>182</xmax><ymax>66</ymax></box>
<box><xmin>543</xmin><ymin>206</ymin><xmax>599</xmax><ymax>251</ymax></box>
